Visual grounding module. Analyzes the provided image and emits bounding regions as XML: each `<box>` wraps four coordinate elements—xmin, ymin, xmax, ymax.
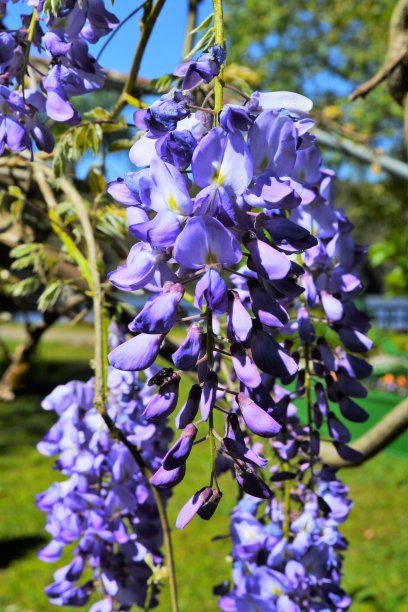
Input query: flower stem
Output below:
<box><xmin>21</xmin><ymin>8</ymin><xmax>38</xmax><ymax>101</ymax></box>
<box><xmin>304</xmin><ymin>343</ymin><xmax>315</xmax><ymax>480</ymax></box>
<box><xmin>212</xmin><ymin>0</ymin><xmax>225</xmax><ymax>123</ymax></box>
<box><xmin>206</xmin><ymin>307</ymin><xmax>220</xmax><ymax>490</ymax></box>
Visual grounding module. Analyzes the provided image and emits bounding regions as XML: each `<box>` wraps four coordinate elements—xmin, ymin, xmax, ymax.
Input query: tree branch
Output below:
<box><xmin>313</xmin><ymin>127</ymin><xmax>408</xmax><ymax>180</ymax></box>
<box><xmin>349</xmin><ymin>49</ymin><xmax>407</xmax><ymax>101</ymax></box>
<box><xmin>319</xmin><ymin>397</ymin><xmax>408</xmax><ymax>468</ymax></box>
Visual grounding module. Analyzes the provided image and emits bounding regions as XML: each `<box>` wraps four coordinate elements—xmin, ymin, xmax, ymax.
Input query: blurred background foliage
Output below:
<box><xmin>224</xmin><ymin>0</ymin><xmax>407</xmax><ymax>295</ymax></box>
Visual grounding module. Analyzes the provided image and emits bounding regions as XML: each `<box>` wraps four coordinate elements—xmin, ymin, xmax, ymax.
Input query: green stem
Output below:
<box><xmin>283</xmin><ymin>462</ymin><xmax>291</xmax><ymax>540</ymax></box>
<box><xmin>304</xmin><ymin>343</ymin><xmax>315</xmax><ymax>480</ymax></box>
<box><xmin>206</xmin><ymin>307</ymin><xmax>220</xmax><ymax>490</ymax></box>
<box><xmin>183</xmin><ymin>0</ymin><xmax>200</xmax><ymax>58</ymax></box>
<box><xmin>212</xmin><ymin>0</ymin><xmax>225</xmax><ymax>123</ymax></box>
<box><xmin>21</xmin><ymin>8</ymin><xmax>38</xmax><ymax>100</ymax></box>
<box><xmin>110</xmin><ymin>0</ymin><xmax>167</xmax><ymax>119</ymax></box>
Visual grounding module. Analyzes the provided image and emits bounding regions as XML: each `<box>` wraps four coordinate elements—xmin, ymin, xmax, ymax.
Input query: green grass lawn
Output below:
<box><xmin>0</xmin><ymin>338</ymin><xmax>407</xmax><ymax>611</ymax></box>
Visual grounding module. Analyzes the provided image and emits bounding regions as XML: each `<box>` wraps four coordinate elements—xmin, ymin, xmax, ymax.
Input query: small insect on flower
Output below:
<box><xmin>148</xmin><ymin>367</ymin><xmax>175</xmax><ymax>387</ymax></box>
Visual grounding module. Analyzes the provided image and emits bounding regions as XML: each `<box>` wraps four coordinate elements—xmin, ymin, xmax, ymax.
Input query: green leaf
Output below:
<box><xmin>150</xmin><ymin>74</ymin><xmax>174</xmax><ymax>94</ymax></box>
<box><xmin>108</xmin><ymin>138</ymin><xmax>135</xmax><ymax>153</ymax></box>
<box><xmin>37</xmin><ymin>281</ymin><xmax>63</xmax><ymax>312</ymax></box>
<box><xmin>10</xmin><ymin>277</ymin><xmax>41</xmax><ymax>298</ymax></box>
<box><xmin>85</xmin><ymin>107</ymin><xmax>111</xmax><ymax>121</ymax></box>
<box><xmin>10</xmin><ymin>243</ymin><xmax>42</xmax><ymax>259</ymax></box>
<box><xmin>185</xmin><ymin>29</ymin><xmax>215</xmax><ymax>59</ymax></box>
<box><xmin>190</xmin><ymin>13</ymin><xmax>214</xmax><ymax>34</ymax></box>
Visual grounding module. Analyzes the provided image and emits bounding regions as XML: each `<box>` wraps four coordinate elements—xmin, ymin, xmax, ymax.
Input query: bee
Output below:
<box><xmin>147</xmin><ymin>367</ymin><xmax>175</xmax><ymax>387</ymax></box>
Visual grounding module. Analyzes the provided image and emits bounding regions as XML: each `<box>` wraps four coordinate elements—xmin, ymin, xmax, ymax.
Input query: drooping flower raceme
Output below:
<box><xmin>0</xmin><ymin>0</ymin><xmax>118</xmax><ymax>155</ymax></box>
<box><xmin>106</xmin><ymin>43</ymin><xmax>371</xmax><ymax>556</ymax></box>
<box><xmin>36</xmin><ymin>330</ymin><xmax>173</xmax><ymax>611</ymax></box>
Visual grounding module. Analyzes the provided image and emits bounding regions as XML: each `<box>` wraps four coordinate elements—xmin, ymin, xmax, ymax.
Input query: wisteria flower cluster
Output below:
<box><xmin>36</xmin><ymin>328</ymin><xmax>173</xmax><ymax>611</ymax></box>
<box><xmin>0</xmin><ymin>0</ymin><xmax>118</xmax><ymax>155</ymax></box>
<box><xmin>219</xmin><ymin>468</ymin><xmax>352</xmax><ymax>611</ymax></box>
<box><xmin>106</xmin><ymin>39</ymin><xmax>372</xmax><ymax>550</ymax></box>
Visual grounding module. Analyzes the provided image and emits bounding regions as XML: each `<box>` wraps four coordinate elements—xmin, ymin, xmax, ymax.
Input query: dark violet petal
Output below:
<box><xmin>337</xmin><ymin>370</ymin><xmax>367</xmax><ymax>398</ymax></box>
<box><xmin>172</xmin><ymin>323</ymin><xmax>203</xmax><ymax>370</ymax></box>
<box><xmin>176</xmin><ymin>486</ymin><xmax>213</xmax><ymax>529</ymax></box>
<box><xmin>315</xmin><ymin>382</ymin><xmax>329</xmax><ymax>416</ymax></box>
<box><xmin>250</xmin><ymin>325</ymin><xmax>298</xmax><ymax>379</ymax></box>
<box><xmin>245</xmin><ymin>235</ymin><xmax>291</xmax><ymax>280</ymax></box>
<box><xmin>339</xmin><ymin>352</ymin><xmax>373</xmax><ymax>379</ymax></box>
<box><xmin>200</xmin><ymin>371</ymin><xmax>218</xmax><ymax>421</ymax></box>
<box><xmin>297</xmin><ymin>306</ymin><xmax>315</xmax><ymax>342</ymax></box>
<box><xmin>196</xmin><ymin>489</ymin><xmax>222</xmax><ymax>520</ymax></box>
<box><xmin>162</xmin><ymin>424</ymin><xmax>197</xmax><ymax>469</ymax></box>
<box><xmin>143</xmin><ymin>377</ymin><xmax>180</xmax><ymax>422</ymax></box>
<box><xmin>334</xmin><ymin>442</ymin><xmax>363</xmax><ymax>463</ymax></box>
<box><xmin>108</xmin><ymin>334</ymin><xmax>163</xmax><ymax>371</ymax></box>
<box><xmin>317</xmin><ymin>337</ymin><xmax>336</xmax><ymax>372</ymax></box>
<box><xmin>248</xmin><ymin>279</ymin><xmax>289</xmax><ymax>328</ymax></box>
<box><xmin>328</xmin><ymin>412</ymin><xmax>351</xmax><ymax>443</ymax></box>
<box><xmin>235</xmin><ymin>465</ymin><xmax>273</xmax><ymax>499</ymax></box>
<box><xmin>230</xmin><ymin>342</ymin><xmax>262</xmax><ymax>389</ymax></box>
<box><xmin>175</xmin><ymin>384</ymin><xmax>202</xmax><ymax>429</ymax></box>
<box><xmin>227</xmin><ymin>291</ymin><xmax>252</xmax><ymax>342</ymax></box>
<box><xmin>339</xmin><ymin>397</ymin><xmax>369</xmax><ymax>423</ymax></box>
<box><xmin>237</xmin><ymin>392</ymin><xmax>281</xmax><ymax>437</ymax></box>
<box><xmin>150</xmin><ymin>463</ymin><xmax>186</xmax><ymax>488</ymax></box>
<box><xmin>222</xmin><ymin>437</ymin><xmax>267</xmax><ymax>469</ymax></box>
<box><xmin>337</xmin><ymin>326</ymin><xmax>373</xmax><ymax>353</ymax></box>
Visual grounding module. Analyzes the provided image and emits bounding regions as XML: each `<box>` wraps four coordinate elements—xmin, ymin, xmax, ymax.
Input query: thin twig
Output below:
<box><xmin>110</xmin><ymin>0</ymin><xmax>167</xmax><ymax>119</ymax></box>
<box><xmin>349</xmin><ymin>49</ymin><xmax>407</xmax><ymax>101</ymax></box>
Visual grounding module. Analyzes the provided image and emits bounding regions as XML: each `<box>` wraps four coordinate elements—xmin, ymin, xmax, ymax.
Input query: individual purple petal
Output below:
<box><xmin>254</xmin><ymin>177</ymin><xmax>301</xmax><ymax>209</ymax></box>
<box><xmin>196</xmin><ymin>489</ymin><xmax>222</xmax><ymax>520</ymax></box>
<box><xmin>222</xmin><ymin>437</ymin><xmax>267</xmax><ymax>469</ymax></box>
<box><xmin>219</xmin><ymin>104</ymin><xmax>253</xmax><ymax>132</ymax></box>
<box><xmin>250</xmin><ymin>324</ymin><xmax>298</xmax><ymax>379</ymax></box>
<box><xmin>248</xmin><ymin>110</ymin><xmax>297</xmax><ymax>176</ymax></box>
<box><xmin>321</xmin><ymin>291</ymin><xmax>343</xmax><ymax>321</ymax></box>
<box><xmin>230</xmin><ymin>343</ymin><xmax>262</xmax><ymax>388</ymax></box>
<box><xmin>150</xmin><ymin>463</ymin><xmax>186</xmax><ymax>488</ymax></box>
<box><xmin>38</xmin><ymin>540</ymin><xmax>63</xmax><ymax>563</ymax></box>
<box><xmin>175</xmin><ymin>487</ymin><xmax>213</xmax><ymax>529</ymax></box>
<box><xmin>128</xmin><ymin>210</ymin><xmax>180</xmax><ymax>248</ymax></box>
<box><xmin>174</xmin><ymin>215</ymin><xmax>242</xmax><ymax>269</ymax></box>
<box><xmin>227</xmin><ymin>291</ymin><xmax>252</xmax><ymax>342</ymax></box>
<box><xmin>244</xmin><ymin>234</ymin><xmax>291</xmax><ymax>280</ymax></box>
<box><xmin>337</xmin><ymin>326</ymin><xmax>373</xmax><ymax>353</ymax></box>
<box><xmin>328</xmin><ymin>412</ymin><xmax>351</xmax><ymax>443</ymax></box>
<box><xmin>237</xmin><ymin>392</ymin><xmax>281</xmax><ymax>437</ymax></box>
<box><xmin>129</xmin><ymin>134</ymin><xmax>156</xmax><ymax>167</ymax></box>
<box><xmin>147</xmin><ymin>156</ymin><xmax>192</xmax><ymax>215</ymax></box>
<box><xmin>317</xmin><ymin>337</ymin><xmax>336</xmax><ymax>372</ymax></box>
<box><xmin>162</xmin><ymin>424</ymin><xmax>197</xmax><ymax>470</ymax></box>
<box><xmin>172</xmin><ymin>323</ymin><xmax>203</xmax><ymax>370</ymax></box>
<box><xmin>248</xmin><ymin>91</ymin><xmax>313</xmax><ymax>116</ymax></box>
<box><xmin>175</xmin><ymin>384</ymin><xmax>201</xmax><ymax>429</ymax></box>
<box><xmin>248</xmin><ymin>279</ymin><xmax>289</xmax><ymax>327</ymax></box>
<box><xmin>315</xmin><ymin>382</ymin><xmax>329</xmax><ymax>416</ymax></box>
<box><xmin>339</xmin><ymin>397</ymin><xmax>369</xmax><ymax>423</ymax></box>
<box><xmin>192</xmin><ymin>127</ymin><xmax>253</xmax><ymax>195</ymax></box>
<box><xmin>128</xmin><ymin>282</ymin><xmax>184</xmax><ymax>334</ymax></box>
<box><xmin>107</xmin><ymin>178</ymin><xmax>141</xmax><ymax>206</ymax></box>
<box><xmin>297</xmin><ymin>306</ymin><xmax>315</xmax><ymax>342</ymax></box>
<box><xmin>338</xmin><ymin>352</ymin><xmax>373</xmax><ymax>379</ymax></box>
<box><xmin>336</xmin><ymin>370</ymin><xmax>367</xmax><ymax>398</ymax></box>
<box><xmin>108</xmin><ymin>243</ymin><xmax>164</xmax><ymax>291</ymax></box>
<box><xmin>108</xmin><ymin>334</ymin><xmax>163</xmax><ymax>371</ymax></box>
<box><xmin>45</xmin><ymin>87</ymin><xmax>76</xmax><ymax>122</ymax></box>
<box><xmin>143</xmin><ymin>376</ymin><xmax>180</xmax><ymax>422</ymax></box>
<box><xmin>333</xmin><ymin>442</ymin><xmax>363</xmax><ymax>463</ymax></box>
<box><xmin>200</xmin><ymin>371</ymin><xmax>218</xmax><ymax>421</ymax></box>
<box><xmin>195</xmin><ymin>269</ymin><xmax>228</xmax><ymax>314</ymax></box>
<box><xmin>235</xmin><ymin>464</ymin><xmax>273</xmax><ymax>499</ymax></box>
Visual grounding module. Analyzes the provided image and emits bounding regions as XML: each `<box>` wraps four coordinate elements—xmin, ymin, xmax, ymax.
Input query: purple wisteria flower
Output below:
<box><xmin>37</xmin><ymin>326</ymin><xmax>174</xmax><ymax>610</ymax></box>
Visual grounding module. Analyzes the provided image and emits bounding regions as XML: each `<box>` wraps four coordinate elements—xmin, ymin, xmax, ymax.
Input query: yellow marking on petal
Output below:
<box><xmin>168</xmin><ymin>194</ymin><xmax>178</xmax><ymax>211</ymax></box>
<box><xmin>206</xmin><ymin>249</ymin><xmax>218</xmax><ymax>265</ymax></box>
